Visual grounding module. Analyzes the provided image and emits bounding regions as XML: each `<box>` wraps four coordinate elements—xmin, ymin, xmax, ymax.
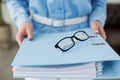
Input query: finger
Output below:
<box><xmin>17</xmin><ymin>35</ymin><xmax>24</xmax><ymax>46</ymax></box>
<box><xmin>99</xmin><ymin>27</ymin><xmax>107</xmax><ymax>40</ymax></box>
<box><xmin>26</xmin><ymin>27</ymin><xmax>33</xmax><ymax>40</ymax></box>
<box><xmin>91</xmin><ymin>24</ymin><xmax>99</xmax><ymax>34</ymax></box>
<box><xmin>16</xmin><ymin>33</ymin><xmax>25</xmax><ymax>46</ymax></box>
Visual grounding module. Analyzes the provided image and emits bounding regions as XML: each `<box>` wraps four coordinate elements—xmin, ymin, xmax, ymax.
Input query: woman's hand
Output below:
<box><xmin>16</xmin><ymin>22</ymin><xmax>33</xmax><ymax>46</ymax></box>
<box><xmin>91</xmin><ymin>21</ymin><xmax>107</xmax><ymax>40</ymax></box>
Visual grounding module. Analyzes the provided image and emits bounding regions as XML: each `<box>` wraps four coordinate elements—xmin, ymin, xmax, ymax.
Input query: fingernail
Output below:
<box><xmin>95</xmin><ymin>31</ymin><xmax>99</xmax><ymax>34</ymax></box>
<box><xmin>28</xmin><ymin>36</ymin><xmax>33</xmax><ymax>40</ymax></box>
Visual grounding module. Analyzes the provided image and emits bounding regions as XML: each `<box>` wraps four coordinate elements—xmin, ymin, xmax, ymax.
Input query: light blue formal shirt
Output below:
<box><xmin>6</xmin><ymin>0</ymin><xmax>107</xmax><ymax>33</ymax></box>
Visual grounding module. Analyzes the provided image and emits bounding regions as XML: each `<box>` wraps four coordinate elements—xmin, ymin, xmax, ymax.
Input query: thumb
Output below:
<box><xmin>26</xmin><ymin>27</ymin><xmax>33</xmax><ymax>40</ymax></box>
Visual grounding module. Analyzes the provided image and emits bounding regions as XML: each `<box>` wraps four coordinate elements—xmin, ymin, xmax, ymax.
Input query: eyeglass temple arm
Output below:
<box><xmin>89</xmin><ymin>36</ymin><xmax>98</xmax><ymax>38</ymax></box>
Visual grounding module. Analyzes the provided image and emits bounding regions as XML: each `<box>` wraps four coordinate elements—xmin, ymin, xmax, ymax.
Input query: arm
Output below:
<box><xmin>89</xmin><ymin>0</ymin><xmax>107</xmax><ymax>26</ymax></box>
<box><xmin>6</xmin><ymin>0</ymin><xmax>33</xmax><ymax>46</ymax></box>
<box><xmin>6</xmin><ymin>0</ymin><xmax>31</xmax><ymax>28</ymax></box>
<box><xmin>89</xmin><ymin>0</ymin><xmax>107</xmax><ymax>39</ymax></box>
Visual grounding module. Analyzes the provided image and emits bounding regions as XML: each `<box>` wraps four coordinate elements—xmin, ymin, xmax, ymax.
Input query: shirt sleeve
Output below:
<box><xmin>89</xmin><ymin>0</ymin><xmax>107</xmax><ymax>27</ymax></box>
<box><xmin>6</xmin><ymin>0</ymin><xmax>31</xmax><ymax>29</ymax></box>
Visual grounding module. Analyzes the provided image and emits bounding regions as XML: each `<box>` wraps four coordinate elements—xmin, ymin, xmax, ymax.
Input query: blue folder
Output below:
<box><xmin>12</xmin><ymin>28</ymin><xmax>120</xmax><ymax>79</ymax></box>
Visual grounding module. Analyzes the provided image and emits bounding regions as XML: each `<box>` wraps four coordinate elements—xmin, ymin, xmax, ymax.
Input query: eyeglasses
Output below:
<box><xmin>55</xmin><ymin>31</ymin><xmax>97</xmax><ymax>52</ymax></box>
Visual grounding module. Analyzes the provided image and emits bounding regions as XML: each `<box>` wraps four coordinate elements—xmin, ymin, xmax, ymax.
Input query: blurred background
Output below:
<box><xmin>0</xmin><ymin>0</ymin><xmax>120</xmax><ymax>80</ymax></box>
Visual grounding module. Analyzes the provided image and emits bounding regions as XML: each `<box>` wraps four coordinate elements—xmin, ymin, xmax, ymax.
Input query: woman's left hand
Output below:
<box><xmin>91</xmin><ymin>21</ymin><xmax>107</xmax><ymax>40</ymax></box>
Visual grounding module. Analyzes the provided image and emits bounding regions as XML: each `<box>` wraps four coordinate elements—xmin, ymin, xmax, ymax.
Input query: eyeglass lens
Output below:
<box><xmin>74</xmin><ymin>31</ymin><xmax>89</xmax><ymax>40</ymax></box>
<box><xmin>58</xmin><ymin>38</ymin><xmax>75</xmax><ymax>51</ymax></box>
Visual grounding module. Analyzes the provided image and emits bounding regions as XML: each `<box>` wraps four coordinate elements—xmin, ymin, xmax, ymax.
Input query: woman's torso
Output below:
<box><xmin>28</xmin><ymin>0</ymin><xmax>92</xmax><ymax>33</ymax></box>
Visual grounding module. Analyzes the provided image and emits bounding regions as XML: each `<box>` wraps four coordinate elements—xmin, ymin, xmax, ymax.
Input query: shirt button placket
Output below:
<box><xmin>52</xmin><ymin>0</ymin><xmax>64</xmax><ymax>20</ymax></box>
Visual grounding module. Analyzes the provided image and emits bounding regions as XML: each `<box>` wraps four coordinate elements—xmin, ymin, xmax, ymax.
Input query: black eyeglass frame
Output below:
<box><xmin>55</xmin><ymin>31</ymin><xmax>96</xmax><ymax>52</ymax></box>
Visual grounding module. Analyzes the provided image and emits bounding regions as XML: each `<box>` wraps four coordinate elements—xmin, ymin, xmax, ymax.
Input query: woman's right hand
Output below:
<box><xmin>16</xmin><ymin>22</ymin><xmax>33</xmax><ymax>46</ymax></box>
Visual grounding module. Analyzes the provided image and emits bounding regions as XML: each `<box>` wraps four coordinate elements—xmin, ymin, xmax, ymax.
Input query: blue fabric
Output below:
<box><xmin>6</xmin><ymin>0</ymin><xmax>107</xmax><ymax>33</ymax></box>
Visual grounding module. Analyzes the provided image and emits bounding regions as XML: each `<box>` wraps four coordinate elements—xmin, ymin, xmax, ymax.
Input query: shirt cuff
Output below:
<box><xmin>16</xmin><ymin>14</ymin><xmax>31</xmax><ymax>29</ymax></box>
<box><xmin>89</xmin><ymin>10</ymin><xmax>107</xmax><ymax>27</ymax></box>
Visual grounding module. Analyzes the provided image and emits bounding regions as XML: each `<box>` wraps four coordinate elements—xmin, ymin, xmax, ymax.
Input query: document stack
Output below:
<box><xmin>12</xmin><ymin>28</ymin><xmax>120</xmax><ymax>79</ymax></box>
<box><xmin>13</xmin><ymin>62</ymin><xmax>103</xmax><ymax>78</ymax></box>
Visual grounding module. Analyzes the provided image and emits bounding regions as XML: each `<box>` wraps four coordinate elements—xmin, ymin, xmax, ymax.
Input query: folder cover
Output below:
<box><xmin>12</xmin><ymin>28</ymin><xmax>120</xmax><ymax>79</ymax></box>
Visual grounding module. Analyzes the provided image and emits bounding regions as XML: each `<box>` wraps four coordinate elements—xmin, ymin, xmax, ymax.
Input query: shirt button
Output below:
<box><xmin>58</xmin><ymin>7</ymin><xmax>62</xmax><ymax>10</ymax></box>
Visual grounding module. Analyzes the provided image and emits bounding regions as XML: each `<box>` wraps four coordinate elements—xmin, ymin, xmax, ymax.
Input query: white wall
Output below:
<box><xmin>108</xmin><ymin>0</ymin><xmax>120</xmax><ymax>3</ymax></box>
<box><xmin>2</xmin><ymin>0</ymin><xmax>120</xmax><ymax>40</ymax></box>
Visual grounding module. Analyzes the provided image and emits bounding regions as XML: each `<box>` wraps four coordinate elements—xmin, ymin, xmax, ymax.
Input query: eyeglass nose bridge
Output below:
<box><xmin>72</xmin><ymin>35</ymin><xmax>89</xmax><ymax>42</ymax></box>
<box><xmin>71</xmin><ymin>35</ymin><xmax>81</xmax><ymax>41</ymax></box>
<box><xmin>70</xmin><ymin>36</ymin><xmax>78</xmax><ymax>42</ymax></box>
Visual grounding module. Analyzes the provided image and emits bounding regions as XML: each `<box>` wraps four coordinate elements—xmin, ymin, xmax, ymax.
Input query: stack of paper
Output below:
<box><xmin>13</xmin><ymin>62</ymin><xmax>103</xmax><ymax>78</ymax></box>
